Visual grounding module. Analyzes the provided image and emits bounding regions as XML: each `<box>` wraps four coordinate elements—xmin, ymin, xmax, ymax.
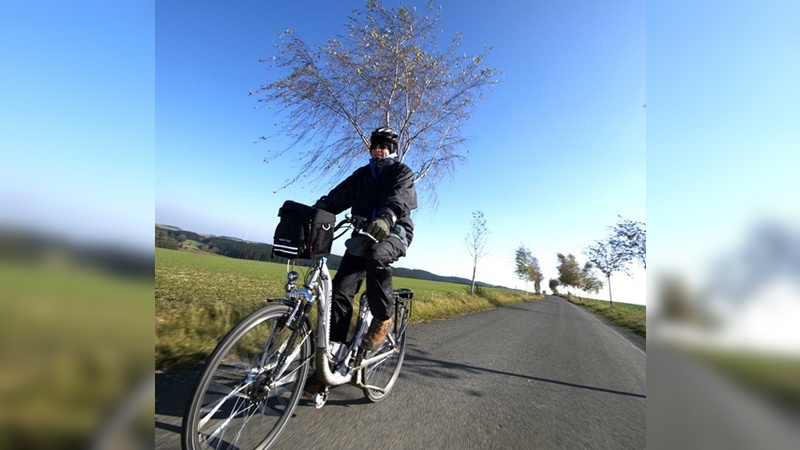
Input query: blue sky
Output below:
<box><xmin>3</xmin><ymin>2</ymin><xmax>797</xmax><ymax>307</ymax></box>
<box><xmin>648</xmin><ymin>1</ymin><xmax>800</xmax><ymax>285</ymax></box>
<box><xmin>0</xmin><ymin>1</ymin><xmax>154</xmax><ymax>250</ymax></box>
<box><xmin>155</xmin><ymin>0</ymin><xmax>646</xmax><ymax>302</ymax></box>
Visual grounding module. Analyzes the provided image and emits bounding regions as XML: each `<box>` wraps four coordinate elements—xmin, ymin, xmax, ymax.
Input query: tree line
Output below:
<box><xmin>463</xmin><ymin>212</ymin><xmax>645</xmax><ymax>303</ymax></box>
<box><xmin>156</xmin><ymin>225</ymin><xmax>502</xmax><ymax>287</ymax></box>
<box><xmin>512</xmin><ymin>216</ymin><xmax>646</xmax><ymax>306</ymax></box>
<box><xmin>156</xmin><ymin>226</ymin><xmax>285</xmax><ymax>263</ymax></box>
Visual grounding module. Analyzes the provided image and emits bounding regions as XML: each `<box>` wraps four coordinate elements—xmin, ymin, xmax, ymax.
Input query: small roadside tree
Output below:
<box><xmin>466</xmin><ymin>211</ymin><xmax>489</xmax><ymax>296</ymax></box>
<box><xmin>583</xmin><ymin>216</ymin><xmax>646</xmax><ymax>307</ymax></box>
<box><xmin>610</xmin><ymin>216</ymin><xmax>646</xmax><ymax>269</ymax></box>
<box><xmin>514</xmin><ymin>244</ymin><xmax>544</xmax><ymax>294</ymax></box>
<box><xmin>580</xmin><ymin>261</ymin><xmax>604</xmax><ymax>297</ymax></box>
<box><xmin>531</xmin><ymin>258</ymin><xmax>544</xmax><ymax>295</ymax></box>
<box><xmin>548</xmin><ymin>278</ymin><xmax>560</xmax><ymax>295</ymax></box>
<box><xmin>556</xmin><ymin>253</ymin><xmax>583</xmax><ymax>296</ymax></box>
<box><xmin>584</xmin><ymin>239</ymin><xmax>629</xmax><ymax>307</ymax></box>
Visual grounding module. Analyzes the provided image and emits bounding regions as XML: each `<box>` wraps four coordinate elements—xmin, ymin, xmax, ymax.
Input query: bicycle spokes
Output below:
<box><xmin>184</xmin><ymin>305</ymin><xmax>311</xmax><ymax>450</ymax></box>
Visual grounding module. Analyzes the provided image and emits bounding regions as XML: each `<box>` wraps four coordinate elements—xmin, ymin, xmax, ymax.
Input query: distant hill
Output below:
<box><xmin>155</xmin><ymin>224</ymin><xmax>503</xmax><ymax>288</ymax></box>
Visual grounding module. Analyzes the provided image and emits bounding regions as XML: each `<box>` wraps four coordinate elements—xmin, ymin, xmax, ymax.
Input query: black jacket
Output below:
<box><xmin>316</xmin><ymin>159</ymin><xmax>417</xmax><ymax>244</ymax></box>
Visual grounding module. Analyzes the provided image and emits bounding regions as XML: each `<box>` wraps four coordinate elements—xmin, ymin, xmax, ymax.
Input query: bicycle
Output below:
<box><xmin>181</xmin><ymin>213</ymin><xmax>413</xmax><ymax>450</ymax></box>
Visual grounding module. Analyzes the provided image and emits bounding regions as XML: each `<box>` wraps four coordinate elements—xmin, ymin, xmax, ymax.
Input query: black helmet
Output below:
<box><xmin>369</xmin><ymin>127</ymin><xmax>398</xmax><ymax>153</ymax></box>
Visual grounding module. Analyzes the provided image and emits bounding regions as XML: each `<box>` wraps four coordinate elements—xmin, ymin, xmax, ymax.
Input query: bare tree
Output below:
<box><xmin>582</xmin><ymin>216</ymin><xmax>645</xmax><ymax>307</ymax></box>
<box><xmin>466</xmin><ymin>211</ymin><xmax>489</xmax><ymax>296</ymax></box>
<box><xmin>251</xmin><ymin>0</ymin><xmax>501</xmax><ymax>201</ymax></box>
<box><xmin>585</xmin><ymin>239</ymin><xmax>630</xmax><ymax>307</ymax></box>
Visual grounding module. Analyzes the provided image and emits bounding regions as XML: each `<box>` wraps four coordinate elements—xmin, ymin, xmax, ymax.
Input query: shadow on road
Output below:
<box><xmin>156</xmin><ymin>369</ymin><xmax>198</xmax><ymax>417</ymax></box>
<box><xmin>155</xmin><ymin>365</ymin><xmax>378</xmax><ymax>434</ymax></box>
<box><xmin>155</xmin><ymin>369</ymin><xmax>198</xmax><ymax>436</ymax></box>
<box><xmin>403</xmin><ymin>354</ymin><xmax>646</xmax><ymax>399</ymax></box>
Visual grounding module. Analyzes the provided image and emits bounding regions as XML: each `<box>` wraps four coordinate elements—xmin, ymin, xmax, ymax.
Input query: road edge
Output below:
<box><xmin>553</xmin><ymin>295</ymin><xmax>646</xmax><ymax>353</ymax></box>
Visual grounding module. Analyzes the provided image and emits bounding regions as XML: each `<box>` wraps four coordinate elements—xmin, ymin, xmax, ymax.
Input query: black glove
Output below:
<box><xmin>365</xmin><ymin>218</ymin><xmax>390</xmax><ymax>242</ymax></box>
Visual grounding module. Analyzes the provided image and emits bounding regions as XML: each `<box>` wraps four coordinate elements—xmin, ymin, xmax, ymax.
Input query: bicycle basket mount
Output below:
<box><xmin>272</xmin><ymin>201</ymin><xmax>335</xmax><ymax>259</ymax></box>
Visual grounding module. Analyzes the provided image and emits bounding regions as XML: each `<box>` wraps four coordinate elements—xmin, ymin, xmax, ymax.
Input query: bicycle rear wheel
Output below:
<box><xmin>182</xmin><ymin>304</ymin><xmax>311</xmax><ymax>450</ymax></box>
<box><xmin>361</xmin><ymin>303</ymin><xmax>409</xmax><ymax>402</ymax></box>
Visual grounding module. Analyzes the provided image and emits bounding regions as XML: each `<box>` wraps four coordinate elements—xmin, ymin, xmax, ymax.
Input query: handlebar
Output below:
<box><xmin>333</xmin><ymin>214</ymin><xmax>379</xmax><ymax>243</ymax></box>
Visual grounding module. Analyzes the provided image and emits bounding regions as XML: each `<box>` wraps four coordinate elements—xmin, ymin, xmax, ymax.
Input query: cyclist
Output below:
<box><xmin>312</xmin><ymin>127</ymin><xmax>417</xmax><ymax>354</ymax></box>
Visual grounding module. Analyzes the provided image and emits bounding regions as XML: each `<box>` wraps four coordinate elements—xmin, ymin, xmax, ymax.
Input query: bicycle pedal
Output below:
<box><xmin>313</xmin><ymin>389</ymin><xmax>329</xmax><ymax>409</ymax></box>
<box><xmin>303</xmin><ymin>377</ymin><xmax>324</xmax><ymax>399</ymax></box>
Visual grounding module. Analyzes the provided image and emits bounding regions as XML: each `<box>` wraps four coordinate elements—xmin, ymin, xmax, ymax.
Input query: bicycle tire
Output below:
<box><xmin>182</xmin><ymin>304</ymin><xmax>311</xmax><ymax>450</ymax></box>
<box><xmin>361</xmin><ymin>304</ymin><xmax>408</xmax><ymax>402</ymax></box>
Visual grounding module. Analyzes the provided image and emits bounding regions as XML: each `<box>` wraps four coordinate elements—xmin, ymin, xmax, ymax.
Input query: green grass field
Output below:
<box><xmin>1</xmin><ymin>258</ymin><xmax>152</xmax><ymax>448</ymax></box>
<box><xmin>562</xmin><ymin>295</ymin><xmax>646</xmax><ymax>337</ymax></box>
<box><xmin>155</xmin><ymin>248</ymin><xmax>539</xmax><ymax>368</ymax></box>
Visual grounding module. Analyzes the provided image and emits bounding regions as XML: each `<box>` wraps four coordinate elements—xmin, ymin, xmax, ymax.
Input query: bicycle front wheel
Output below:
<box><xmin>182</xmin><ymin>304</ymin><xmax>311</xmax><ymax>450</ymax></box>
<box><xmin>361</xmin><ymin>310</ymin><xmax>408</xmax><ymax>402</ymax></box>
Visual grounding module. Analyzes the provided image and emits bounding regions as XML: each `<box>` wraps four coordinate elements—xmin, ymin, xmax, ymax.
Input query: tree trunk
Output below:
<box><xmin>607</xmin><ymin>275</ymin><xmax>614</xmax><ymax>308</ymax></box>
<box><xmin>470</xmin><ymin>260</ymin><xmax>477</xmax><ymax>296</ymax></box>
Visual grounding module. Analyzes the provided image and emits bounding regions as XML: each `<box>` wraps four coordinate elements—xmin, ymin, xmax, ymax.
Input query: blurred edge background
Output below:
<box><xmin>648</xmin><ymin>1</ymin><xmax>800</xmax><ymax>449</ymax></box>
<box><xmin>1</xmin><ymin>1</ymin><xmax>154</xmax><ymax>449</ymax></box>
<box><xmin>1</xmin><ymin>1</ymin><xmax>799</xmax><ymax>449</ymax></box>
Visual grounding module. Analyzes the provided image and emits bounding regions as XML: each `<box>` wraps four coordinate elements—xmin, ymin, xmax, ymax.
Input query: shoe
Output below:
<box><xmin>302</xmin><ymin>376</ymin><xmax>324</xmax><ymax>399</ymax></box>
<box><xmin>362</xmin><ymin>317</ymin><xmax>392</xmax><ymax>350</ymax></box>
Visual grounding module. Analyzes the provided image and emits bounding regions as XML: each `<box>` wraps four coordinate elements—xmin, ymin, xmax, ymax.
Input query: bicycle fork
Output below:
<box><xmin>264</xmin><ymin>300</ymin><xmax>314</xmax><ymax>389</ymax></box>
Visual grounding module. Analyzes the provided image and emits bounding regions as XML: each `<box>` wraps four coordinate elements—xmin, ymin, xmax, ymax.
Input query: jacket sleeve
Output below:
<box><xmin>315</xmin><ymin>173</ymin><xmax>355</xmax><ymax>215</ymax></box>
<box><xmin>378</xmin><ymin>165</ymin><xmax>417</xmax><ymax>226</ymax></box>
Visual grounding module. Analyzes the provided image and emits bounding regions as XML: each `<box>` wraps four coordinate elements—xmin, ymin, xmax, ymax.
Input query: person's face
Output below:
<box><xmin>370</xmin><ymin>142</ymin><xmax>391</xmax><ymax>159</ymax></box>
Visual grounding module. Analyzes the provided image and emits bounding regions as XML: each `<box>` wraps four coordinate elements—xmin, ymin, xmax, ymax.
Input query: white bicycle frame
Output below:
<box><xmin>287</xmin><ymin>227</ymin><xmax>400</xmax><ymax>389</ymax></box>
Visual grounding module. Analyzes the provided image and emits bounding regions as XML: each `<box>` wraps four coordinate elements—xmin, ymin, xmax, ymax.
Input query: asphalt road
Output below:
<box><xmin>156</xmin><ymin>295</ymin><xmax>646</xmax><ymax>449</ymax></box>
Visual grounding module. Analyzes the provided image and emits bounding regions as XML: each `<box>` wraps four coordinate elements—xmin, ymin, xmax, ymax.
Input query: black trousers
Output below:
<box><xmin>329</xmin><ymin>236</ymin><xmax>405</xmax><ymax>343</ymax></box>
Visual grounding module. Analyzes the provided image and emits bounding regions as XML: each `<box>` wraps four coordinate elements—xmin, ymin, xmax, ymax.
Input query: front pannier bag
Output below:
<box><xmin>272</xmin><ymin>201</ymin><xmax>335</xmax><ymax>259</ymax></box>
